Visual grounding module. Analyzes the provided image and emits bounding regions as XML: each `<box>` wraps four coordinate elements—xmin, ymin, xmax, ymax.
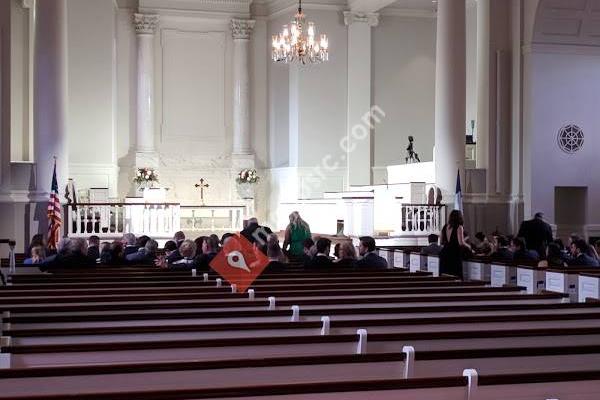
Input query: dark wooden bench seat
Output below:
<box><xmin>0</xmin><ymin>291</ymin><xmax>566</xmax><ymax>314</ymax></box>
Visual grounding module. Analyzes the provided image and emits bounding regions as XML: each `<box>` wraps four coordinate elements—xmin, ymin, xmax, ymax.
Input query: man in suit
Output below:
<box><xmin>241</xmin><ymin>217</ymin><xmax>273</xmax><ymax>247</ymax></box>
<box><xmin>421</xmin><ymin>234</ymin><xmax>443</xmax><ymax>256</ymax></box>
<box><xmin>87</xmin><ymin>235</ymin><xmax>100</xmax><ymax>261</ymax></box>
<box><xmin>306</xmin><ymin>238</ymin><xmax>333</xmax><ymax>270</ymax></box>
<box><xmin>510</xmin><ymin>237</ymin><xmax>539</xmax><ymax>263</ymax></box>
<box><xmin>356</xmin><ymin>236</ymin><xmax>388</xmax><ymax>269</ymax></box>
<box><xmin>568</xmin><ymin>239</ymin><xmax>600</xmax><ymax>267</ymax></box>
<box><xmin>121</xmin><ymin>233</ymin><xmax>139</xmax><ymax>257</ymax></box>
<box><xmin>517</xmin><ymin>212</ymin><xmax>553</xmax><ymax>258</ymax></box>
<box><xmin>165</xmin><ymin>231</ymin><xmax>186</xmax><ymax>264</ymax></box>
<box><xmin>490</xmin><ymin>235</ymin><xmax>514</xmax><ymax>263</ymax></box>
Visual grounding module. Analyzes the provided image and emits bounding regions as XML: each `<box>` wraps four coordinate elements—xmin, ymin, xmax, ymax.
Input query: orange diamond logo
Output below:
<box><xmin>209</xmin><ymin>234</ymin><xmax>270</xmax><ymax>293</ymax></box>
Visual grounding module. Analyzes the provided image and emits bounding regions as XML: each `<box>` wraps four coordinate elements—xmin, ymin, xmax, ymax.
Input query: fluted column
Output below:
<box><xmin>434</xmin><ymin>0</ymin><xmax>466</xmax><ymax>198</ymax></box>
<box><xmin>344</xmin><ymin>11</ymin><xmax>378</xmax><ymax>187</ymax></box>
<box><xmin>34</xmin><ymin>0</ymin><xmax>68</xmax><ymax>195</ymax></box>
<box><xmin>231</xmin><ymin>19</ymin><xmax>255</xmax><ymax>160</ymax></box>
<box><xmin>133</xmin><ymin>13</ymin><xmax>159</xmax><ymax>166</ymax></box>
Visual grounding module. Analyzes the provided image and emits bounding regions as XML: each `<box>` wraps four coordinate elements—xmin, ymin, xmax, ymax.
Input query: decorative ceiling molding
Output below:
<box><xmin>533</xmin><ymin>0</ymin><xmax>600</xmax><ymax>47</ymax></box>
<box><xmin>139</xmin><ymin>0</ymin><xmax>252</xmax><ymax>15</ymax></box>
<box><xmin>379</xmin><ymin>7</ymin><xmax>436</xmax><ymax>18</ymax></box>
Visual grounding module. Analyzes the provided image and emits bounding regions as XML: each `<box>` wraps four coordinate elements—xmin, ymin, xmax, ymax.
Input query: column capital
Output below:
<box><xmin>343</xmin><ymin>11</ymin><xmax>379</xmax><ymax>27</ymax></box>
<box><xmin>231</xmin><ymin>18</ymin><xmax>256</xmax><ymax>40</ymax></box>
<box><xmin>133</xmin><ymin>13</ymin><xmax>159</xmax><ymax>35</ymax></box>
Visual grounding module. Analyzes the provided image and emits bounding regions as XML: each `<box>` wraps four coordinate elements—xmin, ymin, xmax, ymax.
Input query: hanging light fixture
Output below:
<box><xmin>271</xmin><ymin>0</ymin><xmax>329</xmax><ymax>65</ymax></box>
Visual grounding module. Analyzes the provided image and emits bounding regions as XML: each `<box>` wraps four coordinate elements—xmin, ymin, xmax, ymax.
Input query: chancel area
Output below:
<box><xmin>1</xmin><ymin>0</ymin><xmax>600</xmax><ymax>398</ymax></box>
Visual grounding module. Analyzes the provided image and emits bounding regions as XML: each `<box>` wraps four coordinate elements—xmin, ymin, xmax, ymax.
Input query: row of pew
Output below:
<box><xmin>1</xmin><ymin>262</ymin><xmax>600</xmax><ymax>399</ymax></box>
<box><xmin>378</xmin><ymin>247</ymin><xmax>600</xmax><ymax>302</ymax></box>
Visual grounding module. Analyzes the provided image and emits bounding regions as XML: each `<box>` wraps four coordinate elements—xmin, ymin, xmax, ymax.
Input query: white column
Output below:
<box><xmin>33</xmin><ymin>0</ymin><xmax>68</xmax><ymax>194</ymax></box>
<box><xmin>475</xmin><ymin>0</ymin><xmax>490</xmax><ymax>171</ymax></box>
<box><xmin>344</xmin><ymin>12</ymin><xmax>378</xmax><ymax>187</ymax></box>
<box><xmin>434</xmin><ymin>0</ymin><xmax>466</xmax><ymax>197</ymax></box>
<box><xmin>231</xmin><ymin>18</ymin><xmax>255</xmax><ymax>166</ymax></box>
<box><xmin>133</xmin><ymin>13</ymin><xmax>159</xmax><ymax>167</ymax></box>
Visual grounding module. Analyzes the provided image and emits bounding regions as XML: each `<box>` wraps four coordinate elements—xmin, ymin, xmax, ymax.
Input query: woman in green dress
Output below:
<box><xmin>283</xmin><ymin>211</ymin><xmax>311</xmax><ymax>259</ymax></box>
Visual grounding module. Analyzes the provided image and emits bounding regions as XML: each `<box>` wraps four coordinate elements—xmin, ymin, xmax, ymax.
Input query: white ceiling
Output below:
<box><xmin>534</xmin><ymin>0</ymin><xmax>600</xmax><ymax>46</ymax></box>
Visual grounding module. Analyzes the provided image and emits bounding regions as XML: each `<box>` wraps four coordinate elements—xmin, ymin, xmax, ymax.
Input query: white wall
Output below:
<box><xmin>372</xmin><ymin>15</ymin><xmax>436</xmax><ymax>167</ymax></box>
<box><xmin>465</xmin><ymin>2</ymin><xmax>477</xmax><ymax>132</ymax></box>
<box><xmin>67</xmin><ymin>0</ymin><xmax>118</xmax><ymax>192</ymax></box>
<box><xmin>527</xmin><ymin>51</ymin><xmax>600</xmax><ymax>225</ymax></box>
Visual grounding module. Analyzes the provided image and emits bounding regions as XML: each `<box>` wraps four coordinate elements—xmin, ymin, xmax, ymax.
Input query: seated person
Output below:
<box><xmin>472</xmin><ymin>232</ymin><xmax>493</xmax><ymax>256</ymax></box>
<box><xmin>510</xmin><ymin>237</ymin><xmax>539</xmax><ymax>263</ymax></box>
<box><xmin>266</xmin><ymin>234</ymin><xmax>287</xmax><ymax>272</ymax></box>
<box><xmin>165</xmin><ymin>239</ymin><xmax>183</xmax><ymax>264</ymax></box>
<box><xmin>490</xmin><ymin>235</ymin><xmax>514</xmax><ymax>263</ymax></box>
<box><xmin>24</xmin><ymin>245</ymin><xmax>46</xmax><ymax>265</ymax></box>
<box><xmin>356</xmin><ymin>236</ymin><xmax>388</xmax><ymax>269</ymax></box>
<box><xmin>100</xmin><ymin>241</ymin><xmax>124</xmax><ymax>265</ymax></box>
<box><xmin>306</xmin><ymin>238</ymin><xmax>333</xmax><ymax>270</ymax></box>
<box><xmin>421</xmin><ymin>234</ymin><xmax>443</xmax><ymax>256</ymax></box>
<box><xmin>301</xmin><ymin>238</ymin><xmax>315</xmax><ymax>266</ymax></box>
<box><xmin>173</xmin><ymin>231</ymin><xmax>186</xmax><ymax>247</ymax></box>
<box><xmin>126</xmin><ymin>239</ymin><xmax>158</xmax><ymax>265</ymax></box>
<box><xmin>121</xmin><ymin>233</ymin><xmax>139</xmax><ymax>257</ymax></box>
<box><xmin>156</xmin><ymin>240</ymin><xmax>197</xmax><ymax>270</ymax></box>
<box><xmin>568</xmin><ymin>239</ymin><xmax>600</xmax><ymax>267</ymax></box>
<box><xmin>334</xmin><ymin>242</ymin><xmax>357</xmax><ymax>268</ymax></box>
<box><xmin>196</xmin><ymin>236</ymin><xmax>220</xmax><ymax>271</ymax></box>
<box><xmin>39</xmin><ymin>238</ymin><xmax>95</xmax><ymax>271</ymax></box>
<box><xmin>87</xmin><ymin>235</ymin><xmax>101</xmax><ymax>261</ymax></box>
<box><xmin>542</xmin><ymin>242</ymin><xmax>567</xmax><ymax>267</ymax></box>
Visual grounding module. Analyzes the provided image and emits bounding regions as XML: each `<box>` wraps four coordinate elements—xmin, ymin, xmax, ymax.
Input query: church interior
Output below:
<box><xmin>1</xmin><ymin>0</ymin><xmax>600</xmax><ymax>398</ymax></box>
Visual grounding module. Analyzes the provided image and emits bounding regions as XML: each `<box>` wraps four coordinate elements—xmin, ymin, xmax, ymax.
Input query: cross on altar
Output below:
<box><xmin>194</xmin><ymin>178</ymin><xmax>209</xmax><ymax>205</ymax></box>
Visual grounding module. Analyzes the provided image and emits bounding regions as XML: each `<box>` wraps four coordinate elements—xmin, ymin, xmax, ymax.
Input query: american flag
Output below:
<box><xmin>47</xmin><ymin>160</ymin><xmax>62</xmax><ymax>250</ymax></box>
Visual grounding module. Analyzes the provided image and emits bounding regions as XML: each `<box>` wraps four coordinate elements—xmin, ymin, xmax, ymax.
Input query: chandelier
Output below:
<box><xmin>271</xmin><ymin>0</ymin><xmax>329</xmax><ymax>64</ymax></box>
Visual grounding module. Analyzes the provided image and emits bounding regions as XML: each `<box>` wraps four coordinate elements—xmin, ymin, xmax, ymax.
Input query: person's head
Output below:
<box><xmin>173</xmin><ymin>231</ymin><xmax>186</xmax><ymax>243</ymax></box>
<box><xmin>88</xmin><ymin>235</ymin><xmax>100</xmax><ymax>247</ymax></box>
<box><xmin>408</xmin><ymin>135</ymin><xmax>414</xmax><ymax>142</ymax></box>
<box><xmin>179</xmin><ymin>240</ymin><xmax>197</xmax><ymax>259</ymax></box>
<box><xmin>210</xmin><ymin>234</ymin><xmax>221</xmax><ymax>249</ymax></box>
<box><xmin>339</xmin><ymin>242</ymin><xmax>357</xmax><ymax>260</ymax></box>
<box><xmin>109</xmin><ymin>241</ymin><xmax>123</xmax><ymax>259</ymax></box>
<box><xmin>316</xmin><ymin>238</ymin><xmax>331</xmax><ymax>256</ymax></box>
<box><xmin>358</xmin><ymin>236</ymin><xmax>376</xmax><ymax>256</ymax></box>
<box><xmin>333</xmin><ymin>243</ymin><xmax>341</xmax><ymax>258</ymax></box>
<box><xmin>303</xmin><ymin>238</ymin><xmax>314</xmax><ymax>255</ymax></box>
<box><xmin>221</xmin><ymin>233</ymin><xmax>234</xmax><ymax>245</ymax></box>
<box><xmin>194</xmin><ymin>236</ymin><xmax>207</xmax><ymax>252</ymax></box>
<box><xmin>510</xmin><ymin>237</ymin><xmax>526</xmax><ymax>252</ymax></box>
<box><xmin>534</xmin><ymin>212</ymin><xmax>544</xmax><ymax>220</ymax></box>
<box><xmin>30</xmin><ymin>245</ymin><xmax>46</xmax><ymax>261</ymax></box>
<box><xmin>288</xmin><ymin>211</ymin><xmax>309</xmax><ymax>229</ymax></box>
<box><xmin>30</xmin><ymin>234</ymin><xmax>45</xmax><ymax>247</ymax></box>
<box><xmin>202</xmin><ymin>236</ymin><xmax>219</xmax><ymax>254</ymax></box>
<box><xmin>547</xmin><ymin>242</ymin><xmax>562</xmax><ymax>260</ymax></box>
<box><xmin>569</xmin><ymin>234</ymin><xmax>581</xmax><ymax>246</ymax></box>
<box><xmin>247</xmin><ymin>217</ymin><xmax>258</xmax><ymax>227</ymax></box>
<box><xmin>163</xmin><ymin>240</ymin><xmax>177</xmax><ymax>255</ymax></box>
<box><xmin>553</xmin><ymin>238</ymin><xmax>565</xmax><ymax>250</ymax></box>
<box><xmin>100</xmin><ymin>241</ymin><xmax>111</xmax><ymax>252</ymax></box>
<box><xmin>475</xmin><ymin>232</ymin><xmax>486</xmax><ymax>243</ymax></box>
<box><xmin>122</xmin><ymin>233</ymin><xmax>136</xmax><ymax>246</ymax></box>
<box><xmin>571</xmin><ymin>239</ymin><xmax>589</xmax><ymax>257</ymax></box>
<box><xmin>143</xmin><ymin>239</ymin><xmax>158</xmax><ymax>255</ymax></box>
<box><xmin>448</xmin><ymin>210</ymin><xmax>464</xmax><ymax>228</ymax></box>
<box><xmin>68</xmin><ymin>238</ymin><xmax>87</xmax><ymax>255</ymax></box>
<box><xmin>136</xmin><ymin>235</ymin><xmax>150</xmax><ymax>248</ymax></box>
<box><xmin>428</xmin><ymin>234</ymin><xmax>439</xmax><ymax>245</ymax></box>
<box><xmin>57</xmin><ymin>237</ymin><xmax>71</xmax><ymax>254</ymax></box>
<box><xmin>267</xmin><ymin>234</ymin><xmax>284</xmax><ymax>261</ymax></box>
<box><xmin>496</xmin><ymin>235</ymin><xmax>510</xmax><ymax>248</ymax></box>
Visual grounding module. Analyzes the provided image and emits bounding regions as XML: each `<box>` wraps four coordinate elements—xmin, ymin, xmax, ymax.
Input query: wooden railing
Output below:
<box><xmin>66</xmin><ymin>203</ymin><xmax>180</xmax><ymax>239</ymax></box>
<box><xmin>396</xmin><ymin>204</ymin><xmax>446</xmax><ymax>236</ymax></box>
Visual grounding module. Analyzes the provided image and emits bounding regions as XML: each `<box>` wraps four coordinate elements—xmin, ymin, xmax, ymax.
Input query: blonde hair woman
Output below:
<box><xmin>283</xmin><ymin>211</ymin><xmax>311</xmax><ymax>258</ymax></box>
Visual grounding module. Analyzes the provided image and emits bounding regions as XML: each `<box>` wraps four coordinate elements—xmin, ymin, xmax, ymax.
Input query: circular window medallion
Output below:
<box><xmin>557</xmin><ymin>124</ymin><xmax>584</xmax><ymax>154</ymax></box>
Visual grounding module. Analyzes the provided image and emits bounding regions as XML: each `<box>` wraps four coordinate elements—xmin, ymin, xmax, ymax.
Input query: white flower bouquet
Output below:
<box><xmin>235</xmin><ymin>168</ymin><xmax>259</xmax><ymax>184</ymax></box>
<box><xmin>133</xmin><ymin>167</ymin><xmax>159</xmax><ymax>187</ymax></box>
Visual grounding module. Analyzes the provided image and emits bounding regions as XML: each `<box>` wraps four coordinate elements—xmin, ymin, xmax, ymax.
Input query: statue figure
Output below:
<box><xmin>405</xmin><ymin>136</ymin><xmax>421</xmax><ymax>164</ymax></box>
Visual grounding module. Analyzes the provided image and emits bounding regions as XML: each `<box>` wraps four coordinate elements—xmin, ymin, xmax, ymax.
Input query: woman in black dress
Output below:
<box><xmin>439</xmin><ymin>210</ymin><xmax>471</xmax><ymax>279</ymax></box>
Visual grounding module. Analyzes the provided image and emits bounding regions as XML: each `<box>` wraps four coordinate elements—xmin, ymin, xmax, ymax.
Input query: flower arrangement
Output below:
<box><xmin>236</xmin><ymin>168</ymin><xmax>259</xmax><ymax>184</ymax></box>
<box><xmin>133</xmin><ymin>167</ymin><xmax>159</xmax><ymax>187</ymax></box>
